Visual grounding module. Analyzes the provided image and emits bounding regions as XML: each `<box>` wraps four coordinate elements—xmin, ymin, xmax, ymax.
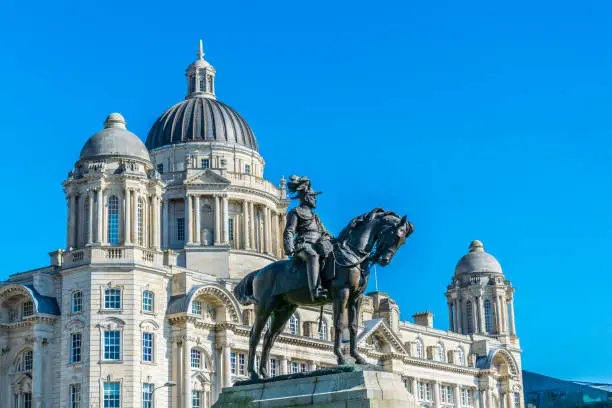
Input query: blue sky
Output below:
<box><xmin>1</xmin><ymin>0</ymin><xmax>611</xmax><ymax>383</ymax></box>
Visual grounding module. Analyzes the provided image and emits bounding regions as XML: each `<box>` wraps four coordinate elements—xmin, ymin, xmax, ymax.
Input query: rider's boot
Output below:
<box><xmin>307</xmin><ymin>253</ymin><xmax>327</xmax><ymax>301</ymax></box>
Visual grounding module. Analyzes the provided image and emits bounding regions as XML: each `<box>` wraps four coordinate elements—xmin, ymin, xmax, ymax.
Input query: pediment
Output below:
<box><xmin>185</xmin><ymin>169</ymin><xmax>230</xmax><ymax>186</ymax></box>
<box><xmin>355</xmin><ymin>319</ymin><xmax>407</xmax><ymax>354</ymax></box>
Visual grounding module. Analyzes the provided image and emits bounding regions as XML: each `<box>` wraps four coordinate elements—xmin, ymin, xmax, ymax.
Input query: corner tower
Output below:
<box><xmin>145</xmin><ymin>41</ymin><xmax>288</xmax><ymax>278</ymax></box>
<box><xmin>445</xmin><ymin>240</ymin><xmax>517</xmax><ymax>339</ymax></box>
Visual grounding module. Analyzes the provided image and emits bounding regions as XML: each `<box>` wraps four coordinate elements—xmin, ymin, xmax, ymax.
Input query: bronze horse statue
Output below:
<box><xmin>234</xmin><ymin>208</ymin><xmax>414</xmax><ymax>380</ymax></box>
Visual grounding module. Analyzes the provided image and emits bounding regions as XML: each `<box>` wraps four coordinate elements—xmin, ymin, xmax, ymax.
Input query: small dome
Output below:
<box><xmin>454</xmin><ymin>240</ymin><xmax>503</xmax><ymax>275</ymax></box>
<box><xmin>80</xmin><ymin>113</ymin><xmax>150</xmax><ymax>162</ymax></box>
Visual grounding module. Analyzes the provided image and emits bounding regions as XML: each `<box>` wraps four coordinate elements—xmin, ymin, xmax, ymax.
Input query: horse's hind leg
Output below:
<box><xmin>348</xmin><ymin>295</ymin><xmax>367</xmax><ymax>364</ymax></box>
<box><xmin>259</xmin><ymin>302</ymin><xmax>296</xmax><ymax>378</ymax></box>
<box><xmin>247</xmin><ymin>305</ymin><xmax>272</xmax><ymax>380</ymax></box>
<box><xmin>333</xmin><ymin>288</ymin><xmax>349</xmax><ymax>365</ymax></box>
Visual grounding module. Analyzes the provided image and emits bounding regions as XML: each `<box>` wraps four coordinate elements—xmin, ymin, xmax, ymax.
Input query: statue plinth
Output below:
<box><xmin>212</xmin><ymin>365</ymin><xmax>416</xmax><ymax>408</ymax></box>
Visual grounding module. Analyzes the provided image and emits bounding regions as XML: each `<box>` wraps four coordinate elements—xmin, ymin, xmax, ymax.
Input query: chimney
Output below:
<box><xmin>413</xmin><ymin>311</ymin><xmax>434</xmax><ymax>328</ymax></box>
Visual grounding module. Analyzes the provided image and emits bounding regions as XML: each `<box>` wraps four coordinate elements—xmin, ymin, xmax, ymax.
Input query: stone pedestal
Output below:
<box><xmin>212</xmin><ymin>365</ymin><xmax>415</xmax><ymax>408</ymax></box>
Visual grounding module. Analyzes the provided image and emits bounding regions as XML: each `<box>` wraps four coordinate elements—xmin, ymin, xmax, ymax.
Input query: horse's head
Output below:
<box><xmin>374</xmin><ymin>215</ymin><xmax>414</xmax><ymax>266</ymax></box>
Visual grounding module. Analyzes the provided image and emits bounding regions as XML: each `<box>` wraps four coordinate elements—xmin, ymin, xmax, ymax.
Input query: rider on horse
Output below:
<box><xmin>283</xmin><ymin>176</ymin><xmax>334</xmax><ymax>301</ymax></box>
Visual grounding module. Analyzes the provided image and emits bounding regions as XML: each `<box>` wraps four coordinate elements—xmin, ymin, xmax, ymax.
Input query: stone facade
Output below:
<box><xmin>0</xmin><ymin>43</ymin><xmax>523</xmax><ymax>408</ymax></box>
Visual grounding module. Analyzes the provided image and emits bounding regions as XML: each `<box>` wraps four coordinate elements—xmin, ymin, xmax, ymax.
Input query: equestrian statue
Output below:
<box><xmin>234</xmin><ymin>175</ymin><xmax>414</xmax><ymax>380</ymax></box>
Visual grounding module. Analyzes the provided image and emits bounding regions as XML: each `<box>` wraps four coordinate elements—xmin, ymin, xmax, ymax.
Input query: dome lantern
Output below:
<box><xmin>185</xmin><ymin>40</ymin><xmax>216</xmax><ymax>100</ymax></box>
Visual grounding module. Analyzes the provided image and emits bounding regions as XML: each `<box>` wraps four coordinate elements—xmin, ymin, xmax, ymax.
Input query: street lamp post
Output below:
<box><xmin>152</xmin><ymin>381</ymin><xmax>177</xmax><ymax>394</ymax></box>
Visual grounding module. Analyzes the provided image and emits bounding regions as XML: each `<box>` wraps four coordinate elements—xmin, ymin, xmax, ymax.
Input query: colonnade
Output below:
<box><xmin>66</xmin><ymin>186</ymin><xmax>162</xmax><ymax>250</ymax></box>
<box><xmin>448</xmin><ymin>294</ymin><xmax>516</xmax><ymax>336</ymax></box>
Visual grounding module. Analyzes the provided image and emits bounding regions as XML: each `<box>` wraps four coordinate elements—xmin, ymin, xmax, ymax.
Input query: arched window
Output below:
<box><xmin>415</xmin><ymin>339</ymin><xmax>424</xmax><ymax>358</ymax></box>
<box><xmin>318</xmin><ymin>320</ymin><xmax>328</xmax><ymax>340</ymax></box>
<box><xmin>107</xmin><ymin>196</ymin><xmax>119</xmax><ymax>245</ymax></box>
<box><xmin>466</xmin><ymin>301</ymin><xmax>474</xmax><ymax>333</ymax></box>
<box><xmin>142</xmin><ymin>291</ymin><xmax>154</xmax><ymax>313</ymax></box>
<box><xmin>15</xmin><ymin>349</ymin><xmax>33</xmax><ymax>372</ymax></box>
<box><xmin>191</xmin><ymin>348</ymin><xmax>202</xmax><ymax>368</ymax></box>
<box><xmin>137</xmin><ymin>198</ymin><xmax>144</xmax><ymax>246</ymax></box>
<box><xmin>484</xmin><ymin>299</ymin><xmax>493</xmax><ymax>333</ymax></box>
<box><xmin>457</xmin><ymin>347</ymin><xmax>465</xmax><ymax>366</ymax></box>
<box><xmin>437</xmin><ymin>342</ymin><xmax>445</xmax><ymax>362</ymax></box>
<box><xmin>289</xmin><ymin>314</ymin><xmax>299</xmax><ymax>335</ymax></box>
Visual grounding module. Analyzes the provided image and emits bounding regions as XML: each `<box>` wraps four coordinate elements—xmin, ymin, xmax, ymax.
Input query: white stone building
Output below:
<box><xmin>0</xmin><ymin>42</ymin><xmax>524</xmax><ymax>408</ymax></box>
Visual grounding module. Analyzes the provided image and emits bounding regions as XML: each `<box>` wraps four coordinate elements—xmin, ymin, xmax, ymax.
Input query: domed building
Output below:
<box><xmin>0</xmin><ymin>43</ymin><xmax>523</xmax><ymax>408</ymax></box>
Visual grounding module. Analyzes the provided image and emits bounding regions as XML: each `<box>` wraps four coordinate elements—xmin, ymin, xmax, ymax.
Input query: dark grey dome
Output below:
<box><xmin>146</xmin><ymin>97</ymin><xmax>258</xmax><ymax>151</ymax></box>
<box><xmin>455</xmin><ymin>240</ymin><xmax>503</xmax><ymax>275</ymax></box>
<box><xmin>80</xmin><ymin>113</ymin><xmax>150</xmax><ymax>162</ymax></box>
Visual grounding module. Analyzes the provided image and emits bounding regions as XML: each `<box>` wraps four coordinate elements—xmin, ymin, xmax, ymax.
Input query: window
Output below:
<box><xmin>192</xmin><ymin>390</ymin><xmax>202</xmax><ymax>408</ymax></box>
<box><xmin>514</xmin><ymin>392</ymin><xmax>521</xmax><ymax>408</ymax></box>
<box><xmin>318</xmin><ymin>320</ymin><xmax>328</xmax><ymax>340</ymax></box>
<box><xmin>157</xmin><ymin>163</ymin><xmax>164</xmax><ymax>174</ymax></box>
<box><xmin>72</xmin><ymin>291</ymin><xmax>82</xmax><ymax>314</ymax></box>
<box><xmin>207</xmin><ymin>75</ymin><xmax>213</xmax><ymax>92</ymax></box>
<box><xmin>142</xmin><ymin>291</ymin><xmax>154</xmax><ymax>312</ymax></box>
<box><xmin>244</xmin><ymin>164</ymin><xmax>251</xmax><ymax>174</ymax></box>
<box><xmin>199</xmin><ymin>76</ymin><xmax>206</xmax><ymax>92</ymax></box>
<box><xmin>23</xmin><ymin>301</ymin><xmax>33</xmax><ymax>317</ymax></box>
<box><xmin>71</xmin><ymin>333</ymin><xmax>82</xmax><ymax>363</ymax></box>
<box><xmin>239</xmin><ymin>353</ymin><xmax>245</xmax><ymax>375</ymax></box>
<box><xmin>466</xmin><ymin>301</ymin><xmax>474</xmax><ymax>333</ymax></box>
<box><xmin>103</xmin><ymin>382</ymin><xmax>120</xmax><ymax>408</ymax></box>
<box><xmin>457</xmin><ymin>347</ymin><xmax>465</xmax><ymax>366</ymax></box>
<box><xmin>484</xmin><ymin>300</ymin><xmax>493</xmax><ymax>333</ymax></box>
<box><xmin>290</xmin><ymin>361</ymin><xmax>298</xmax><ymax>373</ymax></box>
<box><xmin>300</xmin><ymin>362</ymin><xmax>307</xmax><ymax>372</ymax></box>
<box><xmin>142</xmin><ymin>333</ymin><xmax>153</xmax><ymax>362</ymax></box>
<box><xmin>437</xmin><ymin>343</ymin><xmax>445</xmax><ymax>362</ymax></box>
<box><xmin>270</xmin><ymin>359</ymin><xmax>278</xmax><ymax>376</ymax></box>
<box><xmin>192</xmin><ymin>300</ymin><xmax>202</xmax><ymax>315</ymax></box>
<box><xmin>104</xmin><ymin>288</ymin><xmax>121</xmax><ymax>309</ymax></box>
<box><xmin>16</xmin><ymin>350</ymin><xmax>33</xmax><ymax>372</ymax></box>
<box><xmin>228</xmin><ymin>219</ymin><xmax>234</xmax><ymax>241</ymax></box>
<box><xmin>70</xmin><ymin>384</ymin><xmax>81</xmax><ymax>408</ymax></box>
<box><xmin>461</xmin><ymin>388</ymin><xmax>473</xmax><ymax>407</ymax></box>
<box><xmin>416</xmin><ymin>339</ymin><xmax>424</xmax><ymax>358</ymax></box>
<box><xmin>104</xmin><ymin>331</ymin><xmax>121</xmax><ymax>360</ymax></box>
<box><xmin>24</xmin><ymin>393</ymin><xmax>32</xmax><ymax>408</ymax></box>
<box><xmin>417</xmin><ymin>381</ymin><xmax>432</xmax><ymax>401</ymax></box>
<box><xmin>231</xmin><ymin>352</ymin><xmax>236</xmax><ymax>374</ymax></box>
<box><xmin>289</xmin><ymin>314</ymin><xmax>299</xmax><ymax>335</ymax></box>
<box><xmin>137</xmin><ymin>199</ymin><xmax>144</xmax><ymax>246</ymax></box>
<box><xmin>230</xmin><ymin>352</ymin><xmax>245</xmax><ymax>375</ymax></box>
<box><xmin>440</xmin><ymin>384</ymin><xmax>454</xmax><ymax>405</ymax></box>
<box><xmin>143</xmin><ymin>383</ymin><xmax>153</xmax><ymax>408</ymax></box>
<box><xmin>177</xmin><ymin>218</ymin><xmax>185</xmax><ymax>241</ymax></box>
<box><xmin>191</xmin><ymin>349</ymin><xmax>202</xmax><ymax>368</ymax></box>
<box><xmin>107</xmin><ymin>196</ymin><xmax>119</xmax><ymax>245</ymax></box>
<box><xmin>201</xmin><ymin>159</ymin><xmax>210</xmax><ymax>169</ymax></box>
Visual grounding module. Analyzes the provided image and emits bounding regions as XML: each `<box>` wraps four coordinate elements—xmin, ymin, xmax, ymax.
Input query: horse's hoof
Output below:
<box><xmin>337</xmin><ymin>357</ymin><xmax>347</xmax><ymax>365</ymax></box>
<box><xmin>259</xmin><ymin>368</ymin><xmax>269</xmax><ymax>379</ymax></box>
<box><xmin>354</xmin><ymin>356</ymin><xmax>367</xmax><ymax>365</ymax></box>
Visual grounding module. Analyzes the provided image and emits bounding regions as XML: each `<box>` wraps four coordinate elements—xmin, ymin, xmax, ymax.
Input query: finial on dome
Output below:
<box><xmin>104</xmin><ymin>113</ymin><xmax>127</xmax><ymax>129</ymax></box>
<box><xmin>197</xmin><ymin>39</ymin><xmax>204</xmax><ymax>60</ymax></box>
<box><xmin>469</xmin><ymin>240</ymin><xmax>484</xmax><ymax>253</ymax></box>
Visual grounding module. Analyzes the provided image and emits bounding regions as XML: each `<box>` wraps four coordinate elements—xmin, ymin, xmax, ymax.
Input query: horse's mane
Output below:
<box><xmin>336</xmin><ymin>208</ymin><xmax>400</xmax><ymax>244</ymax></box>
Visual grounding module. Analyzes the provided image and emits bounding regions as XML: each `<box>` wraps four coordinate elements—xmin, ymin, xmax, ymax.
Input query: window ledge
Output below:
<box><xmin>142</xmin><ymin>361</ymin><xmax>157</xmax><ymax>366</ymax></box>
<box><xmin>141</xmin><ymin>311</ymin><xmax>157</xmax><ymax>317</ymax></box>
<box><xmin>100</xmin><ymin>360</ymin><xmax>123</xmax><ymax>364</ymax></box>
<box><xmin>98</xmin><ymin>310</ymin><xmax>123</xmax><ymax>314</ymax></box>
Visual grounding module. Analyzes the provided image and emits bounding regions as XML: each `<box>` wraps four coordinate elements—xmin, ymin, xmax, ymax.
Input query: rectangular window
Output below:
<box><xmin>72</xmin><ymin>291</ymin><xmax>82</xmax><ymax>314</ymax></box>
<box><xmin>143</xmin><ymin>383</ymin><xmax>153</xmax><ymax>408</ymax></box>
<box><xmin>191</xmin><ymin>349</ymin><xmax>201</xmax><ymax>368</ymax></box>
<box><xmin>418</xmin><ymin>382</ymin><xmax>432</xmax><ymax>401</ymax></box>
<box><xmin>104</xmin><ymin>331</ymin><xmax>121</xmax><ymax>360</ymax></box>
<box><xmin>192</xmin><ymin>390</ymin><xmax>202</xmax><ymax>408</ymax></box>
<box><xmin>103</xmin><ymin>382</ymin><xmax>120</xmax><ymax>408</ymax></box>
<box><xmin>177</xmin><ymin>218</ymin><xmax>185</xmax><ymax>241</ymax></box>
<box><xmin>244</xmin><ymin>164</ymin><xmax>251</xmax><ymax>174</ymax></box>
<box><xmin>142</xmin><ymin>291</ymin><xmax>154</xmax><ymax>312</ymax></box>
<box><xmin>142</xmin><ymin>333</ymin><xmax>153</xmax><ymax>362</ymax></box>
<box><xmin>104</xmin><ymin>288</ymin><xmax>121</xmax><ymax>309</ymax></box>
<box><xmin>70</xmin><ymin>384</ymin><xmax>81</xmax><ymax>408</ymax></box>
<box><xmin>23</xmin><ymin>301</ymin><xmax>33</xmax><ymax>317</ymax></box>
<box><xmin>24</xmin><ymin>393</ymin><xmax>32</xmax><ymax>408</ymax></box>
<box><xmin>201</xmin><ymin>159</ymin><xmax>210</xmax><ymax>169</ymax></box>
<box><xmin>71</xmin><ymin>333</ymin><xmax>82</xmax><ymax>363</ymax></box>
<box><xmin>270</xmin><ymin>359</ymin><xmax>278</xmax><ymax>376</ymax></box>
<box><xmin>156</xmin><ymin>163</ymin><xmax>163</xmax><ymax>174</ymax></box>
<box><xmin>238</xmin><ymin>353</ymin><xmax>245</xmax><ymax>375</ymax></box>
<box><xmin>192</xmin><ymin>300</ymin><xmax>202</xmax><ymax>315</ymax></box>
<box><xmin>230</xmin><ymin>352</ymin><xmax>236</xmax><ymax>375</ymax></box>
<box><xmin>300</xmin><ymin>363</ymin><xmax>307</xmax><ymax>372</ymax></box>
<box><xmin>228</xmin><ymin>219</ymin><xmax>234</xmax><ymax>241</ymax></box>
<box><xmin>290</xmin><ymin>361</ymin><xmax>298</xmax><ymax>374</ymax></box>
<box><xmin>23</xmin><ymin>350</ymin><xmax>33</xmax><ymax>371</ymax></box>
<box><xmin>514</xmin><ymin>392</ymin><xmax>520</xmax><ymax>408</ymax></box>
<box><xmin>440</xmin><ymin>384</ymin><xmax>453</xmax><ymax>404</ymax></box>
<box><xmin>461</xmin><ymin>388</ymin><xmax>473</xmax><ymax>407</ymax></box>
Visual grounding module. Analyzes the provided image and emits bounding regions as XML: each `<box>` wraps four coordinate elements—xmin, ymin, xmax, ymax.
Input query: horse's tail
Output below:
<box><xmin>233</xmin><ymin>270</ymin><xmax>259</xmax><ymax>306</ymax></box>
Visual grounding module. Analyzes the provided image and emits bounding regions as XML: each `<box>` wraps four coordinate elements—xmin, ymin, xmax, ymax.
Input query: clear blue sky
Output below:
<box><xmin>1</xmin><ymin>0</ymin><xmax>610</xmax><ymax>384</ymax></box>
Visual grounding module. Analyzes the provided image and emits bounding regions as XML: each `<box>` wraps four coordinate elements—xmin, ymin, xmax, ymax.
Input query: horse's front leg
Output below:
<box><xmin>247</xmin><ymin>310</ymin><xmax>269</xmax><ymax>380</ymax></box>
<box><xmin>333</xmin><ymin>288</ymin><xmax>349</xmax><ymax>365</ymax></box>
<box><xmin>348</xmin><ymin>295</ymin><xmax>367</xmax><ymax>364</ymax></box>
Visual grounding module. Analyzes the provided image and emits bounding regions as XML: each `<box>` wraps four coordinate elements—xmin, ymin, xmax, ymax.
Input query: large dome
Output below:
<box><xmin>145</xmin><ymin>97</ymin><xmax>258</xmax><ymax>151</ymax></box>
<box><xmin>80</xmin><ymin>113</ymin><xmax>150</xmax><ymax>162</ymax></box>
<box><xmin>454</xmin><ymin>240</ymin><xmax>503</xmax><ymax>275</ymax></box>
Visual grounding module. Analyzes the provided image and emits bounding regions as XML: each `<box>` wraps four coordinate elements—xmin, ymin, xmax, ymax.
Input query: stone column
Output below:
<box><xmin>262</xmin><ymin>207</ymin><xmax>269</xmax><ymax>254</ymax></box>
<box><xmin>478</xmin><ymin>297</ymin><xmax>486</xmax><ymax>333</ymax></box>
<box><xmin>474</xmin><ymin>389</ymin><xmax>481</xmax><ymax>408</ymax></box>
<box><xmin>495</xmin><ymin>295</ymin><xmax>503</xmax><ymax>334</ymax></box>
<box><xmin>172</xmin><ymin>340</ymin><xmax>179</xmax><ymax>408</ymax></box>
<box><xmin>456</xmin><ymin>299</ymin><xmax>463</xmax><ymax>334</ymax></box>
<box><xmin>194</xmin><ymin>195</ymin><xmax>201</xmax><ymax>245</ymax></box>
<box><xmin>242</xmin><ymin>200</ymin><xmax>250</xmax><ymax>250</ymax></box>
<box><xmin>452</xmin><ymin>301</ymin><xmax>458</xmax><ymax>332</ymax></box>
<box><xmin>454</xmin><ymin>385</ymin><xmax>461</xmax><ymax>408</ymax></box>
<box><xmin>280</xmin><ymin>356</ymin><xmax>288</xmax><ymax>374</ymax></box>
<box><xmin>131</xmin><ymin>191</ymin><xmax>138</xmax><ymax>244</ymax></box>
<box><xmin>96</xmin><ymin>189</ymin><xmax>103</xmax><ymax>244</ymax></box>
<box><xmin>186</xmin><ymin>195</ymin><xmax>193</xmax><ymax>245</ymax></box>
<box><xmin>411</xmin><ymin>378</ymin><xmax>418</xmax><ymax>398</ymax></box>
<box><xmin>472</xmin><ymin>297</ymin><xmax>479</xmax><ymax>334</ymax></box>
<box><xmin>176</xmin><ymin>341</ymin><xmax>183</xmax><ymax>408</ymax></box>
<box><xmin>448</xmin><ymin>303</ymin><xmax>454</xmax><ymax>332</ymax></box>
<box><xmin>214</xmin><ymin>195</ymin><xmax>221</xmax><ymax>245</ymax></box>
<box><xmin>123</xmin><ymin>189</ymin><xmax>131</xmax><ymax>245</ymax></box>
<box><xmin>222</xmin><ymin>196</ymin><xmax>229</xmax><ymax>244</ymax></box>
<box><xmin>508</xmin><ymin>298</ymin><xmax>516</xmax><ymax>335</ymax></box>
<box><xmin>222</xmin><ymin>343</ymin><xmax>232</xmax><ymax>387</ymax></box>
<box><xmin>153</xmin><ymin>197</ymin><xmax>161</xmax><ymax>249</ymax></box>
<box><xmin>67</xmin><ymin>194</ymin><xmax>76</xmax><ymax>248</ymax></box>
<box><xmin>273</xmin><ymin>211</ymin><xmax>280</xmax><ymax>256</ymax></box>
<box><xmin>87</xmin><ymin>191</ymin><xmax>94</xmax><ymax>245</ymax></box>
<box><xmin>433</xmin><ymin>381</ymin><xmax>441</xmax><ymax>408</ymax></box>
<box><xmin>183</xmin><ymin>340</ymin><xmax>192</xmax><ymax>408</ymax></box>
<box><xmin>486</xmin><ymin>388</ymin><xmax>493</xmax><ymax>408</ymax></box>
<box><xmin>32</xmin><ymin>338</ymin><xmax>43</xmax><ymax>408</ymax></box>
<box><xmin>163</xmin><ymin>198</ymin><xmax>169</xmax><ymax>248</ymax></box>
<box><xmin>249</xmin><ymin>202</ymin><xmax>256</xmax><ymax>251</ymax></box>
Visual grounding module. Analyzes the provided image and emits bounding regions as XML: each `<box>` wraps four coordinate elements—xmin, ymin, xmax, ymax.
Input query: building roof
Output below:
<box><xmin>22</xmin><ymin>285</ymin><xmax>60</xmax><ymax>315</ymax></box>
<box><xmin>80</xmin><ymin>113</ymin><xmax>151</xmax><ymax>162</ymax></box>
<box><xmin>455</xmin><ymin>240</ymin><xmax>503</xmax><ymax>276</ymax></box>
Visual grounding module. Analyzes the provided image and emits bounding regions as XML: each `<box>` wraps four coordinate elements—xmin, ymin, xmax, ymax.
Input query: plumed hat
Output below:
<box><xmin>287</xmin><ymin>175</ymin><xmax>322</xmax><ymax>200</ymax></box>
